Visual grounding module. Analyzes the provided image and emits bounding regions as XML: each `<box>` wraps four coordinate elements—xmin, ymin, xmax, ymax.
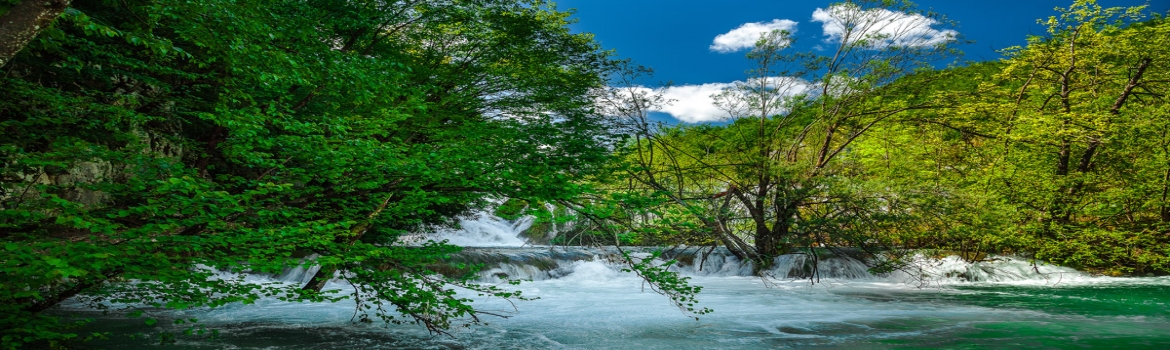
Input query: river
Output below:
<box><xmin>55</xmin><ymin>211</ymin><xmax>1170</xmax><ymax>349</ymax></box>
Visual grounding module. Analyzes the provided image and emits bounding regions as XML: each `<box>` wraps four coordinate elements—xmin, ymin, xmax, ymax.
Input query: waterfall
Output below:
<box><xmin>292</xmin><ymin>209</ymin><xmax>1090</xmax><ymax>286</ymax></box>
<box><xmin>543</xmin><ymin>202</ymin><xmax>559</xmax><ymax>243</ymax></box>
<box><xmin>418</xmin><ymin>245</ymin><xmax>1083</xmax><ymax>285</ymax></box>
<box><xmin>889</xmin><ymin>254</ymin><xmax>1087</xmax><ymax>285</ymax></box>
<box><xmin>65</xmin><ymin>210</ymin><xmax>1162</xmax><ymax>350</ymax></box>
<box><xmin>426</xmin><ymin>210</ymin><xmax>535</xmax><ymax>247</ymax></box>
<box><xmin>272</xmin><ymin>257</ymin><xmax>323</xmax><ymax>285</ymax></box>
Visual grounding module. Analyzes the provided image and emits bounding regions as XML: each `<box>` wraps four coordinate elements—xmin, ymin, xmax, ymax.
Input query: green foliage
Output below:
<box><xmin>494</xmin><ymin>199</ymin><xmax>530</xmax><ymax>221</ymax></box>
<box><xmin>592</xmin><ymin>0</ymin><xmax>962</xmax><ymax>275</ymax></box>
<box><xmin>850</xmin><ymin>1</ymin><xmax>1170</xmax><ymax>273</ymax></box>
<box><xmin>1</xmin><ymin>0</ymin><xmax>616</xmax><ymax>346</ymax></box>
<box><xmin>618</xmin><ymin>249</ymin><xmax>712</xmax><ymax>318</ymax></box>
<box><xmin>1035</xmin><ymin>227</ymin><xmax>1170</xmax><ymax>275</ymax></box>
<box><xmin>590</xmin><ymin>0</ymin><xmax>1170</xmax><ymax>279</ymax></box>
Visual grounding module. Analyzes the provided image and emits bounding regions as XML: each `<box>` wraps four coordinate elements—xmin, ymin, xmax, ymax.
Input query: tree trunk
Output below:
<box><xmin>301</xmin><ymin>193</ymin><xmax>397</xmax><ymax>292</ymax></box>
<box><xmin>752</xmin><ymin>206</ymin><xmax>794</xmax><ymax>274</ymax></box>
<box><xmin>1161</xmin><ymin>162</ymin><xmax>1170</xmax><ymax>223</ymax></box>
<box><xmin>0</xmin><ymin>0</ymin><xmax>70</xmax><ymax>68</ymax></box>
<box><xmin>301</xmin><ymin>267</ymin><xmax>336</xmax><ymax>292</ymax></box>
<box><xmin>754</xmin><ymin>226</ymin><xmax>780</xmax><ymax>267</ymax></box>
<box><xmin>1054</xmin><ymin>58</ymin><xmax>1152</xmax><ymax>224</ymax></box>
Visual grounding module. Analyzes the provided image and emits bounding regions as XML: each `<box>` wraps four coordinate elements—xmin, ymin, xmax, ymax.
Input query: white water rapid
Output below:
<box><xmin>426</xmin><ymin>210</ymin><xmax>536</xmax><ymax>247</ymax></box>
<box><xmin>56</xmin><ymin>210</ymin><xmax>1170</xmax><ymax>349</ymax></box>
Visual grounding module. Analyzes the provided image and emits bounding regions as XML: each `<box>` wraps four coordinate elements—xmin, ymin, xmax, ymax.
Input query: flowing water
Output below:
<box><xmin>56</xmin><ymin>211</ymin><xmax>1170</xmax><ymax>349</ymax></box>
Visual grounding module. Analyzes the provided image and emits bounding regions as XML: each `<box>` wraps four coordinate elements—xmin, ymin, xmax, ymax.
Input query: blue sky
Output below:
<box><xmin>556</xmin><ymin>0</ymin><xmax>1169</xmax><ymax>123</ymax></box>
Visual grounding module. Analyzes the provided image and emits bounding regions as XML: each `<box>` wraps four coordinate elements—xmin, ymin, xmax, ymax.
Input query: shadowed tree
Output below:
<box><xmin>0</xmin><ymin>0</ymin><xmax>70</xmax><ymax>67</ymax></box>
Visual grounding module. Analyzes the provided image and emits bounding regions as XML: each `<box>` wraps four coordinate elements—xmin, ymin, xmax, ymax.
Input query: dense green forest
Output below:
<box><xmin>0</xmin><ymin>0</ymin><xmax>621</xmax><ymax>347</ymax></box>
<box><xmin>1</xmin><ymin>0</ymin><xmax>1167</xmax><ymax>348</ymax></box>
<box><xmin>577</xmin><ymin>0</ymin><xmax>1170</xmax><ymax>278</ymax></box>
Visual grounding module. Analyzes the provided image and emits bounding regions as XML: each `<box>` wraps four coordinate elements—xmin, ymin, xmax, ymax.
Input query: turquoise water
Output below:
<box><xmin>58</xmin><ymin>262</ymin><xmax>1170</xmax><ymax>349</ymax></box>
<box><xmin>833</xmin><ymin>282</ymin><xmax>1170</xmax><ymax>348</ymax></box>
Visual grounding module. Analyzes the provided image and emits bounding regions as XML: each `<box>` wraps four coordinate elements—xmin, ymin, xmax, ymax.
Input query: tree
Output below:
<box><xmin>0</xmin><ymin>0</ymin><xmax>70</xmax><ymax>67</ymax></box>
<box><xmin>947</xmin><ymin>1</ymin><xmax>1170</xmax><ymax>273</ymax></box>
<box><xmin>600</xmin><ymin>0</ymin><xmax>960</xmax><ymax>274</ymax></box>
<box><xmin>1</xmin><ymin>0</ymin><xmax>615</xmax><ymax>346</ymax></box>
<box><xmin>837</xmin><ymin>0</ymin><xmax>1170</xmax><ymax>274</ymax></box>
<box><xmin>992</xmin><ymin>1</ymin><xmax>1165</xmax><ymax>227</ymax></box>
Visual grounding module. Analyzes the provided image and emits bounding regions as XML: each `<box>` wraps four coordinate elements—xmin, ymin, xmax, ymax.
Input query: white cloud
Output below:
<box><xmin>602</xmin><ymin>77</ymin><xmax>811</xmax><ymax>123</ymax></box>
<box><xmin>711</xmin><ymin>77</ymin><xmax>812</xmax><ymax>118</ymax></box>
<box><xmin>811</xmin><ymin>3</ymin><xmax>956</xmax><ymax>48</ymax></box>
<box><xmin>656</xmin><ymin>82</ymin><xmax>737</xmax><ymax>122</ymax></box>
<box><xmin>710</xmin><ymin>19</ymin><xmax>798</xmax><ymax>53</ymax></box>
<box><xmin>596</xmin><ymin>84</ymin><xmax>732</xmax><ymax>123</ymax></box>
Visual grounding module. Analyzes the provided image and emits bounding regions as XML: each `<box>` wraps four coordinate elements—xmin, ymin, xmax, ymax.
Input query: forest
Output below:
<box><xmin>1</xmin><ymin>0</ymin><xmax>1168</xmax><ymax>348</ymax></box>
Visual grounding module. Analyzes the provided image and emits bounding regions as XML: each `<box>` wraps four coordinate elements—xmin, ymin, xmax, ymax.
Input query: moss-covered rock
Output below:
<box><xmin>493</xmin><ymin>198</ymin><xmax>529</xmax><ymax>221</ymax></box>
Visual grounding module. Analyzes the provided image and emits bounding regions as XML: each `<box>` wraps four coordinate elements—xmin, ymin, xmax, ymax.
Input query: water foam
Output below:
<box><xmin>890</xmin><ymin>254</ymin><xmax>1090</xmax><ymax>286</ymax></box>
<box><xmin>57</xmin><ymin>246</ymin><xmax>1170</xmax><ymax>349</ymax></box>
<box><xmin>427</xmin><ymin>210</ymin><xmax>534</xmax><ymax>247</ymax></box>
<box><xmin>442</xmin><ymin>246</ymin><xmax>1117</xmax><ymax>288</ymax></box>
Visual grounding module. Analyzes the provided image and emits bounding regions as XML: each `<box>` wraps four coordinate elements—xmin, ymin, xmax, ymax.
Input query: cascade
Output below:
<box><xmin>290</xmin><ymin>209</ymin><xmax>1091</xmax><ymax>286</ymax></box>
<box><xmin>425</xmin><ymin>209</ymin><xmax>536</xmax><ymax>247</ymax></box>
<box><xmin>889</xmin><ymin>254</ymin><xmax>1087</xmax><ymax>285</ymax></box>
<box><xmin>427</xmin><ymin>246</ymin><xmax>1081</xmax><ymax>285</ymax></box>
<box><xmin>543</xmin><ymin>202</ymin><xmax>559</xmax><ymax>243</ymax></box>
<box><xmin>271</xmin><ymin>255</ymin><xmax>323</xmax><ymax>286</ymax></box>
<box><xmin>58</xmin><ymin>207</ymin><xmax>1170</xmax><ymax>349</ymax></box>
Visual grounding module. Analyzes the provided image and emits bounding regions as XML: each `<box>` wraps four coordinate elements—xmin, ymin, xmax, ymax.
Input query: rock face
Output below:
<box><xmin>4</xmin><ymin>161</ymin><xmax>113</xmax><ymax>208</ymax></box>
<box><xmin>38</xmin><ymin>160</ymin><xmax>115</xmax><ymax>206</ymax></box>
<box><xmin>2</xmin><ymin>131</ymin><xmax>182</xmax><ymax>209</ymax></box>
<box><xmin>489</xmin><ymin>198</ymin><xmax>616</xmax><ymax>246</ymax></box>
